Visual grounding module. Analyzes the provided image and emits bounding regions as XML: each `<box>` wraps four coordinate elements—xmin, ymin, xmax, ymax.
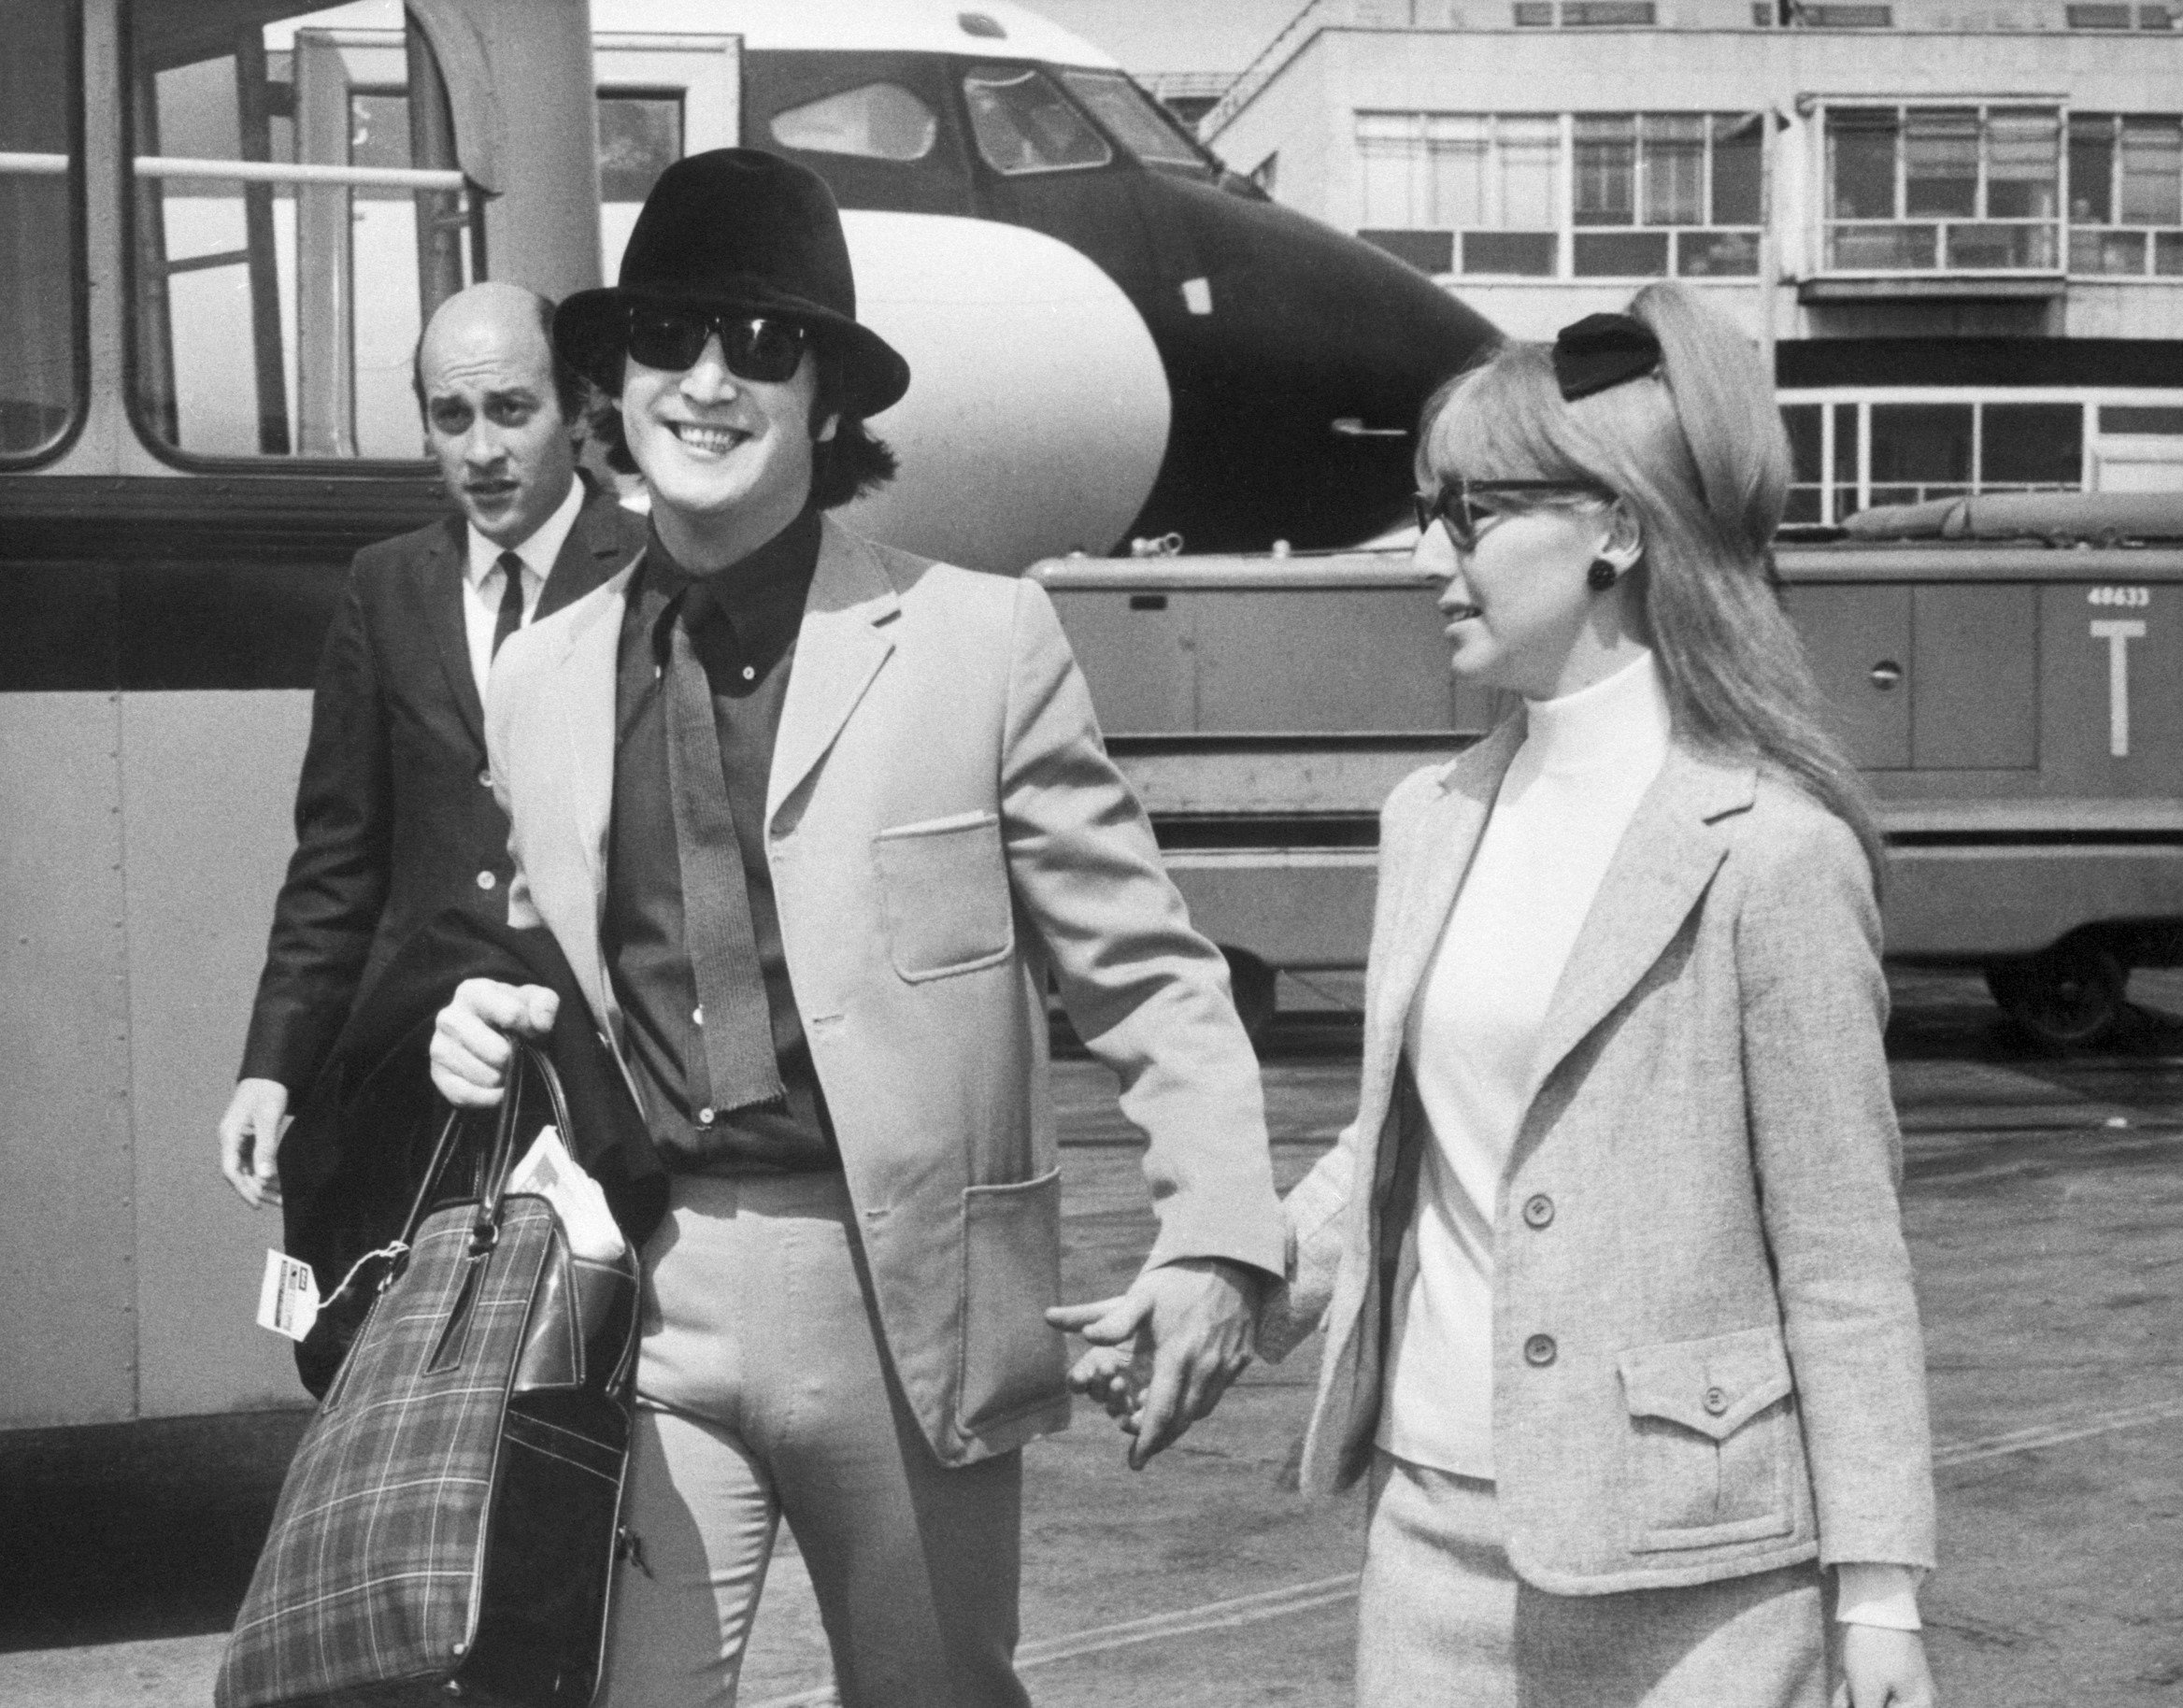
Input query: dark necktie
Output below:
<box><xmin>491</xmin><ymin>550</ymin><xmax>526</xmax><ymax>658</ymax></box>
<box><xmin>662</xmin><ymin>584</ymin><xmax>785</xmax><ymax>1115</ymax></box>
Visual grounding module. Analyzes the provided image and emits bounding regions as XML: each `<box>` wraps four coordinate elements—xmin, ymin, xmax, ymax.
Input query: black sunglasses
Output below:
<box><xmin>625</xmin><ymin>306</ymin><xmax>811</xmax><ymax>381</ymax></box>
<box><xmin>1414</xmin><ymin>477</ymin><xmax>1616</xmax><ymax>551</ymax></box>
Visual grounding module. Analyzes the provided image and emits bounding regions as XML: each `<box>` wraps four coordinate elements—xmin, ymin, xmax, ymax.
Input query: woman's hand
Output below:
<box><xmin>1836</xmin><ymin>1625</ymin><xmax>1936</xmax><ymax>1708</ymax></box>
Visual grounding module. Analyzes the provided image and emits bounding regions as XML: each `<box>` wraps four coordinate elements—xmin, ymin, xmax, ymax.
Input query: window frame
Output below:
<box><xmin>2064</xmin><ymin>112</ymin><xmax>2183</xmax><ymax>280</ymax></box>
<box><xmin>0</xmin><ymin>0</ymin><xmax>90</xmax><ymax>472</ymax></box>
<box><xmin>1814</xmin><ymin>99</ymin><xmax>2064</xmax><ymax>278</ymax></box>
<box><xmin>1353</xmin><ymin>108</ymin><xmax>1765</xmax><ymax>282</ymax></box>
<box><xmin>958</xmin><ymin>62</ymin><xmax>1115</xmax><ymax>180</ymax></box>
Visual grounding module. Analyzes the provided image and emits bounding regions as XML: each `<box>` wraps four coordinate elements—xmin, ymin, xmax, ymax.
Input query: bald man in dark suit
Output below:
<box><xmin>218</xmin><ymin>281</ymin><xmax>646</xmax><ymax>1205</ymax></box>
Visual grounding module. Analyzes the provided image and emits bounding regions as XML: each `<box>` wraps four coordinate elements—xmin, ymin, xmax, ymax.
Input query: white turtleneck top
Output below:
<box><xmin>1379</xmin><ymin>648</ymin><xmax>1673</xmax><ymax>1479</ymax></box>
<box><xmin>1371</xmin><ymin>648</ymin><xmax>1922</xmax><ymax>1633</ymax></box>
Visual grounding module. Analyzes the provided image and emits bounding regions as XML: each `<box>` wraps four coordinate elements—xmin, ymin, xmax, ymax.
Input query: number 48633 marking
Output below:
<box><xmin>2089</xmin><ymin>586</ymin><xmax>2150</xmax><ymax>608</ymax></box>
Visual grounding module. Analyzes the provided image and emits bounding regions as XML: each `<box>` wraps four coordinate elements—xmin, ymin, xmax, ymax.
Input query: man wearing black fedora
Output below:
<box><xmin>428</xmin><ymin>149</ymin><xmax>1283</xmax><ymax>1706</ymax></box>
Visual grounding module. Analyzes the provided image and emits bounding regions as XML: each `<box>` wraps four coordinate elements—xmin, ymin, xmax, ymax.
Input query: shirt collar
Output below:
<box><xmin>464</xmin><ymin>476</ymin><xmax>585</xmax><ymax>589</ymax></box>
<box><xmin>638</xmin><ymin>505</ymin><xmax>822</xmax><ymax>613</ymax></box>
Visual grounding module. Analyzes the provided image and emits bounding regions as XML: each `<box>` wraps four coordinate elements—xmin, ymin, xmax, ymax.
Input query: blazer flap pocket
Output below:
<box><xmin>873</xmin><ymin>811</ymin><xmax>1013</xmax><ymax>981</ymax></box>
<box><xmin>1619</xmin><ymin>1325</ymin><xmax>1792</xmax><ymax>1441</ymax></box>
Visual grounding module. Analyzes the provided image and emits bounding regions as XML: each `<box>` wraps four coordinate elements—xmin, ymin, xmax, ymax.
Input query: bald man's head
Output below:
<box><xmin>414</xmin><ymin>283</ymin><xmax>584</xmax><ymax>548</ymax></box>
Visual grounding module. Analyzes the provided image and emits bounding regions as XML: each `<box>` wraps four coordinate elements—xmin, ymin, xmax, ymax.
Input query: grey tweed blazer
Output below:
<box><xmin>1263</xmin><ymin>721</ymin><xmax>1937</xmax><ymax>1595</ymax></box>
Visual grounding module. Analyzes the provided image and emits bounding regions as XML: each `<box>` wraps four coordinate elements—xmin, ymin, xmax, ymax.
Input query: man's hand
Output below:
<box><xmin>1836</xmin><ymin>1625</ymin><xmax>1936</xmax><ymax>1708</ymax></box>
<box><xmin>428</xmin><ymin>978</ymin><xmax>558</xmax><ymax>1107</ymax></box>
<box><xmin>217</xmin><ymin>1077</ymin><xmax>289</xmax><ymax>1208</ymax></box>
<box><xmin>1046</xmin><ymin>1258</ymin><xmax>1264</xmax><ymax>1469</ymax></box>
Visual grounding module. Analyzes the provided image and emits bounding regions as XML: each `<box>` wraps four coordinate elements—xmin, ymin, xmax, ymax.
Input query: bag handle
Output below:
<box><xmin>468</xmin><ymin>1038</ymin><xmax>577</xmax><ymax>1256</ymax></box>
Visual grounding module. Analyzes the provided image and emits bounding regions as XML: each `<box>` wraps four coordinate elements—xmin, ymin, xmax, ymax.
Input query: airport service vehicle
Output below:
<box><xmin>1033</xmin><ymin>491</ymin><xmax>2183</xmax><ymax>1050</ymax></box>
<box><xmin>0</xmin><ymin>0</ymin><xmax>1486</xmax><ymax>1433</ymax></box>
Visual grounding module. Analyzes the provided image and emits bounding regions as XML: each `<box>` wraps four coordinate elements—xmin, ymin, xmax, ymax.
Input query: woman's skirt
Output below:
<box><xmin>1358</xmin><ymin>1451</ymin><xmax>1829</xmax><ymax>1708</ymax></box>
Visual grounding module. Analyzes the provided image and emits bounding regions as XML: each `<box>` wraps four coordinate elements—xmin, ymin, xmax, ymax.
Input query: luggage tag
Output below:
<box><xmin>257</xmin><ymin>1250</ymin><xmax>321</xmax><ymax>1342</ymax></box>
<box><xmin>508</xmin><ymin>1125</ymin><xmax>628</xmax><ymax>1261</ymax></box>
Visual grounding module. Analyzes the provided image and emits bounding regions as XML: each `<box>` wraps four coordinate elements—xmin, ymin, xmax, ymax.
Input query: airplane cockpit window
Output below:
<box><xmin>962</xmin><ymin>67</ymin><xmax>1113</xmax><ymax>177</ymax></box>
<box><xmin>770</xmin><ymin>83</ymin><xmax>938</xmax><ymax>162</ymax></box>
<box><xmin>125</xmin><ymin>1</ymin><xmax>479</xmax><ymax>462</ymax></box>
<box><xmin>0</xmin><ymin>0</ymin><xmax>82</xmax><ymax>464</ymax></box>
<box><xmin>1057</xmin><ymin>69</ymin><xmax>1212</xmax><ymax>175</ymax></box>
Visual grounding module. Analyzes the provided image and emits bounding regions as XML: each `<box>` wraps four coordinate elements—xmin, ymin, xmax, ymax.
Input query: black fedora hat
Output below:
<box><xmin>555</xmin><ymin>148</ymin><xmax>910</xmax><ymax>418</ymax></box>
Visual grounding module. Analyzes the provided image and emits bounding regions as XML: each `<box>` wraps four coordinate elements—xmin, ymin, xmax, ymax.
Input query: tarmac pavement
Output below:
<box><xmin>5</xmin><ymin>970</ymin><xmax>2182</xmax><ymax>1705</ymax></box>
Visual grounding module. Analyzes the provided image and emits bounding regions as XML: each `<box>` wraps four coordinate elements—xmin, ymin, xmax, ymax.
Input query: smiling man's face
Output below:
<box><xmin>619</xmin><ymin>323</ymin><xmax>833</xmax><ymax>569</ymax></box>
<box><xmin>418</xmin><ymin>287</ymin><xmax>577</xmax><ymax>549</ymax></box>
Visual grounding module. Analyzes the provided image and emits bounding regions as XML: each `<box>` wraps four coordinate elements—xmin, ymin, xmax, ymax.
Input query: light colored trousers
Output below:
<box><xmin>599</xmin><ymin>1172</ymin><xmax>1031</xmax><ymax>1708</ymax></box>
<box><xmin>1359</xmin><ymin>1451</ymin><xmax>1830</xmax><ymax>1707</ymax></box>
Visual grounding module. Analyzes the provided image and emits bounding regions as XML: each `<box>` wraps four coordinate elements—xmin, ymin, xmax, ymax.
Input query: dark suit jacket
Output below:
<box><xmin>239</xmin><ymin>480</ymin><xmax>647</xmax><ymax>1093</ymax></box>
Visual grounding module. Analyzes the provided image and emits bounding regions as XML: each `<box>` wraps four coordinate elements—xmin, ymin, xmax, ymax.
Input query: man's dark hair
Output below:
<box><xmin>411</xmin><ymin>290</ymin><xmax>587</xmax><ymax>427</ymax></box>
<box><xmin>589</xmin><ymin>334</ymin><xmax>898</xmax><ymax>510</ymax></box>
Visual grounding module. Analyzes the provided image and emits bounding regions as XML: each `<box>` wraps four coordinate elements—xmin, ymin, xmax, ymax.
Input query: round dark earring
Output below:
<box><xmin>1587</xmin><ymin>559</ymin><xmax>1619</xmax><ymax>592</ymax></box>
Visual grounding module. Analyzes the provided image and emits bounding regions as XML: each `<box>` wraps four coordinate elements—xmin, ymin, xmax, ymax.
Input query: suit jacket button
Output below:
<box><xmin>1523</xmin><ymin>1333</ymin><xmax>1557</xmax><ymax>1367</ymax></box>
<box><xmin>1522</xmin><ymin>1193</ymin><xmax>1554</xmax><ymax>1229</ymax></box>
<box><xmin>475</xmin><ymin>871</ymin><xmax>497</xmax><ymax>890</ymax></box>
<box><xmin>478</xmin><ymin>768</ymin><xmax>492</xmax><ymax>788</ymax></box>
<box><xmin>1704</xmin><ymin>1385</ymin><xmax>1730</xmax><ymax>1416</ymax></box>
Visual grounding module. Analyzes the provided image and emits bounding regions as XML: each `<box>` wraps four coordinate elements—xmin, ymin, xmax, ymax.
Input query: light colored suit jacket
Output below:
<box><xmin>487</xmin><ymin>516</ymin><xmax>1284</xmax><ymax>1466</ymax></box>
<box><xmin>1263</xmin><ymin>721</ymin><xmax>1936</xmax><ymax>1593</ymax></box>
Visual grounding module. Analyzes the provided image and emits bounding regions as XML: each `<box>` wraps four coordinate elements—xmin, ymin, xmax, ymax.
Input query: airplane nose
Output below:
<box><xmin>1121</xmin><ymin>175</ymin><xmax>1498</xmax><ymax>553</ymax></box>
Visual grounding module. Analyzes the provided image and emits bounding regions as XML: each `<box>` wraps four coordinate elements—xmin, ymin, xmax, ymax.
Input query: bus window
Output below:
<box><xmin>0</xmin><ymin>0</ymin><xmax>82</xmax><ymax>463</ymax></box>
<box><xmin>963</xmin><ymin>67</ymin><xmax>1112</xmax><ymax>177</ymax></box>
<box><xmin>125</xmin><ymin>1</ymin><xmax>478</xmax><ymax>462</ymax></box>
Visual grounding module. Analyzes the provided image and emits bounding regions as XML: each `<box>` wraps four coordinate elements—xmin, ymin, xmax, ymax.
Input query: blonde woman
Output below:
<box><xmin>1084</xmin><ymin>283</ymin><xmax>1937</xmax><ymax>1707</ymax></box>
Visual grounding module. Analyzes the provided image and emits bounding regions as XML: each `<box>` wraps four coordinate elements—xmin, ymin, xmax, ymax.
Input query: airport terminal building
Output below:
<box><xmin>1199</xmin><ymin>0</ymin><xmax>2183</xmax><ymax>525</ymax></box>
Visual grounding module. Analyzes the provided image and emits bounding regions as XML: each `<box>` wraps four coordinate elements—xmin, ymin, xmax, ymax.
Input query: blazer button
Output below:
<box><xmin>477</xmin><ymin>768</ymin><xmax>492</xmax><ymax>788</ymax></box>
<box><xmin>1523</xmin><ymin>1333</ymin><xmax>1557</xmax><ymax>1368</ymax></box>
<box><xmin>1704</xmin><ymin>1385</ymin><xmax>1730</xmax><ymax>1416</ymax></box>
<box><xmin>1522</xmin><ymin>1192</ymin><xmax>1554</xmax><ymax>1229</ymax></box>
<box><xmin>475</xmin><ymin>871</ymin><xmax>497</xmax><ymax>891</ymax></box>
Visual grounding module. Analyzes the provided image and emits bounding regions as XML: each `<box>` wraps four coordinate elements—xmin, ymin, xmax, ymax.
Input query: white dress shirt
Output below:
<box><xmin>462</xmin><ymin>477</ymin><xmax>584</xmax><ymax>708</ymax></box>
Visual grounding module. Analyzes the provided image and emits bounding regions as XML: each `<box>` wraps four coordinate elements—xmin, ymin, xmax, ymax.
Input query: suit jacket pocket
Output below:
<box><xmin>874</xmin><ymin>812</ymin><xmax>1014</xmax><ymax>982</ymax></box>
<box><xmin>958</xmin><ymin>1169</ymin><xmax>1067</xmax><ymax>1433</ymax></box>
<box><xmin>1618</xmin><ymin>1325</ymin><xmax>1798</xmax><ymax>1553</ymax></box>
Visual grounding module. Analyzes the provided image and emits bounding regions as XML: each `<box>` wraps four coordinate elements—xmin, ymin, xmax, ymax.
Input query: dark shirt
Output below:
<box><xmin>604</xmin><ymin>507</ymin><xmax>837</xmax><ymax>1173</ymax></box>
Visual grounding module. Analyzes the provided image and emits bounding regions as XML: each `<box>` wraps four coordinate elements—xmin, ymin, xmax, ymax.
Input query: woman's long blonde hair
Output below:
<box><xmin>1418</xmin><ymin>280</ymin><xmax>1882</xmax><ymax>876</ymax></box>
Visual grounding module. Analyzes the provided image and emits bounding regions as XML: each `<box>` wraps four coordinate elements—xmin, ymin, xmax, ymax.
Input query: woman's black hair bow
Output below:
<box><xmin>1552</xmin><ymin>313</ymin><xmax>1662</xmax><ymax>401</ymax></box>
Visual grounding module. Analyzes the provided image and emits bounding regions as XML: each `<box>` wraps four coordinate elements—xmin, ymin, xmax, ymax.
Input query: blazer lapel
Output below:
<box><xmin>421</xmin><ymin>518</ymin><xmax>487</xmax><ymax>747</ymax></box>
<box><xmin>543</xmin><ymin>561</ymin><xmax>638</xmax><ymax>898</ymax></box>
<box><xmin>1367</xmin><ymin>722</ymin><xmax>1522</xmax><ymax>1062</ymax></box>
<box><xmin>1520</xmin><ymin>747</ymin><xmax>1759</xmax><ymax>1110</ymax></box>
<box><xmin>766</xmin><ymin>517</ymin><xmax>900</xmax><ymax>829</ymax></box>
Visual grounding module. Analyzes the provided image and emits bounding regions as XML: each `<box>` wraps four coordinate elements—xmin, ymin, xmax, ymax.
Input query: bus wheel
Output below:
<box><xmin>1985</xmin><ymin>940</ymin><xmax>2127</xmax><ymax>1048</ymax></box>
<box><xmin>1220</xmin><ymin>947</ymin><xmax>1278</xmax><ymax>1048</ymax></box>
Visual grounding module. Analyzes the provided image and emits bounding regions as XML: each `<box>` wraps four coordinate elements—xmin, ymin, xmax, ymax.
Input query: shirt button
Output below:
<box><xmin>1703</xmin><ymin>1385</ymin><xmax>1730</xmax><ymax>1416</ymax></box>
<box><xmin>741</xmin><ymin>665</ymin><xmax>756</xmax><ymax>681</ymax></box>
<box><xmin>475</xmin><ymin>871</ymin><xmax>497</xmax><ymax>890</ymax></box>
<box><xmin>478</xmin><ymin>768</ymin><xmax>492</xmax><ymax>788</ymax></box>
<box><xmin>1523</xmin><ymin>1333</ymin><xmax>1557</xmax><ymax>1368</ymax></box>
<box><xmin>697</xmin><ymin>1106</ymin><xmax>716</xmax><ymax>1126</ymax></box>
<box><xmin>1522</xmin><ymin>1193</ymin><xmax>1554</xmax><ymax>1230</ymax></box>
<box><xmin>692</xmin><ymin>1005</ymin><xmax>704</xmax><ymax>1026</ymax></box>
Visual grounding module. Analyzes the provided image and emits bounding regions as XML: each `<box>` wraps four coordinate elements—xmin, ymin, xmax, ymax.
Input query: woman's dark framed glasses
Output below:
<box><xmin>1415</xmin><ymin>477</ymin><xmax>1616</xmax><ymax>551</ymax></box>
<box><xmin>625</xmin><ymin>306</ymin><xmax>811</xmax><ymax>381</ymax></box>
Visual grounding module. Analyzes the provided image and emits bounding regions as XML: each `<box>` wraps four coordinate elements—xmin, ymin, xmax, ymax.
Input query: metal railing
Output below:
<box><xmin>1821</xmin><ymin>219</ymin><xmax>2061</xmax><ymax>272</ymax></box>
<box><xmin>1</xmin><ymin>152</ymin><xmax>466</xmax><ymax>192</ymax></box>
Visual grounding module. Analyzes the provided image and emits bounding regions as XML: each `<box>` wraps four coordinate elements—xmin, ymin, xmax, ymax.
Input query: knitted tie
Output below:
<box><xmin>662</xmin><ymin>584</ymin><xmax>784</xmax><ymax>1115</ymax></box>
<box><xmin>491</xmin><ymin>550</ymin><xmax>526</xmax><ymax>658</ymax></box>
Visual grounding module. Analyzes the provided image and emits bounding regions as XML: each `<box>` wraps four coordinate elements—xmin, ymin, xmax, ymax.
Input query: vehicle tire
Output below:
<box><xmin>1220</xmin><ymin>947</ymin><xmax>1278</xmax><ymax>1048</ymax></box>
<box><xmin>1985</xmin><ymin>939</ymin><xmax>2128</xmax><ymax>1048</ymax></box>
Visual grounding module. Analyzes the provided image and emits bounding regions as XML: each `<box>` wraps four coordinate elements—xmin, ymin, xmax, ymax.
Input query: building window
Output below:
<box><xmin>2069</xmin><ymin>114</ymin><xmax>2183</xmax><ymax>277</ymax></box>
<box><xmin>1356</xmin><ymin>110</ymin><xmax>1761</xmax><ymax>279</ymax></box>
<box><xmin>1797</xmin><ymin>4</ymin><xmax>1893</xmax><ymax>22</ymax></box>
<box><xmin>2064</xmin><ymin>3</ymin><xmax>2177</xmax><ymax>22</ymax></box>
<box><xmin>1821</xmin><ymin>105</ymin><xmax>2060</xmax><ymax>273</ymax></box>
<box><xmin>1781</xmin><ymin>396</ymin><xmax>2085</xmax><ymax>524</ymax></box>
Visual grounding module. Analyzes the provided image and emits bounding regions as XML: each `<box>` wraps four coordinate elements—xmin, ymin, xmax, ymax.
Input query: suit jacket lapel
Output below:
<box><xmin>767</xmin><ymin>517</ymin><xmax>900</xmax><ymax>829</ymax></box>
<box><xmin>539</xmin><ymin>482</ymin><xmax>639</xmax><ymax>621</ymax></box>
<box><xmin>421</xmin><ymin>517</ymin><xmax>487</xmax><ymax>747</ymax></box>
<box><xmin>1520</xmin><ymin>747</ymin><xmax>1758</xmax><ymax>1111</ymax></box>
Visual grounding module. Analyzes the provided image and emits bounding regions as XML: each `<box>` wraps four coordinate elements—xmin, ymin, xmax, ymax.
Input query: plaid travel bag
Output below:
<box><xmin>218</xmin><ymin>1044</ymin><xmax>640</xmax><ymax>1708</ymax></box>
